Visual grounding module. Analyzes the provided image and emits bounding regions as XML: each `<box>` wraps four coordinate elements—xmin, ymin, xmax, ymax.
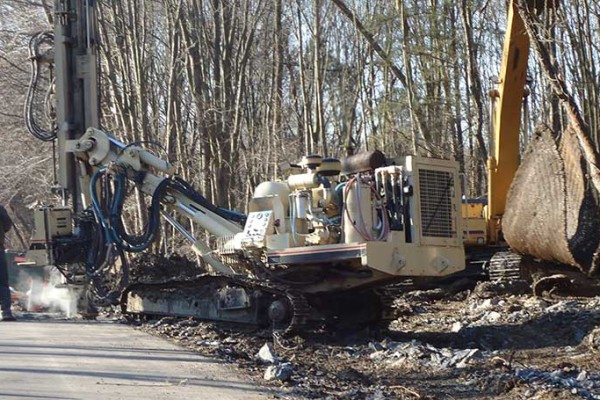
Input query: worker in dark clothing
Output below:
<box><xmin>0</xmin><ymin>204</ymin><xmax>16</xmax><ymax>321</ymax></box>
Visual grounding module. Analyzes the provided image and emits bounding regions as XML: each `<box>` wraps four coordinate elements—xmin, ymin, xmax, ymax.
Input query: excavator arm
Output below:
<box><xmin>486</xmin><ymin>0</ymin><xmax>531</xmax><ymax>244</ymax></box>
<box><xmin>486</xmin><ymin>0</ymin><xmax>556</xmax><ymax>245</ymax></box>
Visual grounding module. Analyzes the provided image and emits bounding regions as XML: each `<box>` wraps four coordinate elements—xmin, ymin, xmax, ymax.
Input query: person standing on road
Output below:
<box><xmin>0</xmin><ymin>204</ymin><xmax>16</xmax><ymax>321</ymax></box>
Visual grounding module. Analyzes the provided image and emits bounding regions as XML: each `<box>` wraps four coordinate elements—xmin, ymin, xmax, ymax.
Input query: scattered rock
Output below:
<box><xmin>402</xmin><ymin>288</ymin><xmax>447</xmax><ymax>302</ymax></box>
<box><xmin>545</xmin><ymin>300</ymin><xmax>579</xmax><ymax>313</ymax></box>
<box><xmin>514</xmin><ymin>367</ymin><xmax>600</xmax><ymax>398</ymax></box>
<box><xmin>256</xmin><ymin>342</ymin><xmax>278</xmax><ymax>364</ymax></box>
<box><xmin>472</xmin><ymin>280</ymin><xmax>531</xmax><ymax>298</ymax></box>
<box><xmin>451</xmin><ymin>321</ymin><xmax>463</xmax><ymax>332</ymax></box>
<box><xmin>366</xmin><ymin>390</ymin><xmax>386</xmax><ymax>400</ymax></box>
<box><xmin>369</xmin><ymin>339</ymin><xmax>482</xmax><ymax>370</ymax></box>
<box><xmin>368</xmin><ymin>341</ymin><xmax>384</xmax><ymax>352</ymax></box>
<box><xmin>577</xmin><ymin>370</ymin><xmax>589</xmax><ymax>381</ymax></box>
<box><xmin>485</xmin><ymin>311</ymin><xmax>502</xmax><ymax>323</ymax></box>
<box><xmin>196</xmin><ymin>340</ymin><xmax>221</xmax><ymax>347</ymax></box>
<box><xmin>523</xmin><ymin>297</ymin><xmax>549</xmax><ymax>309</ymax></box>
<box><xmin>264</xmin><ymin>362</ymin><xmax>293</xmax><ymax>381</ymax></box>
<box><xmin>585</xmin><ymin>327</ymin><xmax>600</xmax><ymax>350</ymax></box>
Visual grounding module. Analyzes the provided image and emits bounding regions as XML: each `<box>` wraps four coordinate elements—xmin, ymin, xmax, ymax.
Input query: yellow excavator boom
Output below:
<box><xmin>486</xmin><ymin>0</ymin><xmax>540</xmax><ymax>245</ymax></box>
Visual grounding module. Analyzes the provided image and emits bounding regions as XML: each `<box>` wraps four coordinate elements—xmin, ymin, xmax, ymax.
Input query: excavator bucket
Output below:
<box><xmin>503</xmin><ymin>124</ymin><xmax>600</xmax><ymax>276</ymax></box>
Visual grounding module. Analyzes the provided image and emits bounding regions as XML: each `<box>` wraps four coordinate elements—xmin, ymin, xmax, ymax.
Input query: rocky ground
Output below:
<box><xmin>126</xmin><ymin>278</ymin><xmax>600</xmax><ymax>400</ymax></box>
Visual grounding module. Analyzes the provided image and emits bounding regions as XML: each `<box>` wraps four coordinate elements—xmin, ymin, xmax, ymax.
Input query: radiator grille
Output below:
<box><xmin>418</xmin><ymin>169</ymin><xmax>455</xmax><ymax>238</ymax></box>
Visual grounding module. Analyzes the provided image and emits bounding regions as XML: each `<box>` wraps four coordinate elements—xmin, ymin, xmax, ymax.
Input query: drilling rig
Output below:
<box><xmin>23</xmin><ymin>0</ymin><xmax>466</xmax><ymax>330</ymax></box>
<box><xmin>25</xmin><ymin>0</ymin><xmax>600</xmax><ymax>331</ymax></box>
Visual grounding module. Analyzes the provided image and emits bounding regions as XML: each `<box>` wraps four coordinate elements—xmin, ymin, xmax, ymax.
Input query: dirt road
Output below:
<box><xmin>0</xmin><ymin>317</ymin><xmax>271</xmax><ymax>400</ymax></box>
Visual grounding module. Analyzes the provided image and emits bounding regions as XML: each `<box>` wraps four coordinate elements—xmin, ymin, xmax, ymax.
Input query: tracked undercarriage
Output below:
<box><xmin>487</xmin><ymin>250</ymin><xmax>600</xmax><ymax>298</ymax></box>
<box><xmin>121</xmin><ymin>274</ymin><xmax>396</xmax><ymax>334</ymax></box>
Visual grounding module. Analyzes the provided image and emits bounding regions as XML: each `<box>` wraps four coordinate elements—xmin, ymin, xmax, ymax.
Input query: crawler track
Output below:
<box><xmin>121</xmin><ymin>274</ymin><xmax>312</xmax><ymax>334</ymax></box>
<box><xmin>120</xmin><ymin>274</ymin><xmax>396</xmax><ymax>334</ymax></box>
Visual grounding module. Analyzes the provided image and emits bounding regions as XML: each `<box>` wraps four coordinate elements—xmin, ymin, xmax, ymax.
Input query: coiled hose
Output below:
<box><xmin>90</xmin><ymin>168</ymin><xmax>246</xmax><ymax>253</ymax></box>
<box><xmin>90</xmin><ymin>167</ymin><xmax>169</xmax><ymax>252</ymax></box>
<box><xmin>24</xmin><ymin>31</ymin><xmax>57</xmax><ymax>141</ymax></box>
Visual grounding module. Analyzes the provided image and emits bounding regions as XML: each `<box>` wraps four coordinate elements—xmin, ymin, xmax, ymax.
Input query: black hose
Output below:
<box><xmin>24</xmin><ymin>31</ymin><xmax>57</xmax><ymax>141</ymax></box>
<box><xmin>90</xmin><ymin>168</ymin><xmax>168</xmax><ymax>253</ymax></box>
<box><xmin>170</xmin><ymin>177</ymin><xmax>246</xmax><ymax>224</ymax></box>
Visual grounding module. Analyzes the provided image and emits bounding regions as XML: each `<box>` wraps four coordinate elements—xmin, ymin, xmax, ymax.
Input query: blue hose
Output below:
<box><xmin>90</xmin><ymin>168</ymin><xmax>163</xmax><ymax>252</ymax></box>
<box><xmin>90</xmin><ymin>169</ymin><xmax>245</xmax><ymax>253</ymax></box>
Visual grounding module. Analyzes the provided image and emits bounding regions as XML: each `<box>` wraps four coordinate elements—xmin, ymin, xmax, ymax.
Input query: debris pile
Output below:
<box><xmin>368</xmin><ymin>339</ymin><xmax>482</xmax><ymax>370</ymax></box>
<box><xmin>136</xmin><ymin>281</ymin><xmax>600</xmax><ymax>399</ymax></box>
<box><xmin>129</xmin><ymin>253</ymin><xmax>205</xmax><ymax>283</ymax></box>
<box><xmin>514</xmin><ymin>367</ymin><xmax>600</xmax><ymax>399</ymax></box>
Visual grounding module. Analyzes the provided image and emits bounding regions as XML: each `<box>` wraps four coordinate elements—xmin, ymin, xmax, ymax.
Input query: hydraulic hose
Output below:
<box><xmin>90</xmin><ymin>167</ymin><xmax>168</xmax><ymax>252</ymax></box>
<box><xmin>169</xmin><ymin>177</ymin><xmax>246</xmax><ymax>224</ymax></box>
<box><xmin>24</xmin><ymin>31</ymin><xmax>57</xmax><ymax>141</ymax></box>
<box><xmin>90</xmin><ymin>167</ymin><xmax>245</xmax><ymax>254</ymax></box>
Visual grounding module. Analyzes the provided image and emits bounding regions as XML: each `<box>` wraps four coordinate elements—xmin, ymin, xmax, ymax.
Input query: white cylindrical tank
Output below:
<box><xmin>293</xmin><ymin>193</ymin><xmax>309</xmax><ymax>219</ymax></box>
<box><xmin>252</xmin><ymin>181</ymin><xmax>290</xmax><ymax>214</ymax></box>
<box><xmin>343</xmin><ymin>182</ymin><xmax>374</xmax><ymax>244</ymax></box>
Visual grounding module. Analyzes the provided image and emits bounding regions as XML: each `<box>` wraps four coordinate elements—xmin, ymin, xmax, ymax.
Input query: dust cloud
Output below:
<box><xmin>15</xmin><ymin>268</ymin><xmax>78</xmax><ymax>317</ymax></box>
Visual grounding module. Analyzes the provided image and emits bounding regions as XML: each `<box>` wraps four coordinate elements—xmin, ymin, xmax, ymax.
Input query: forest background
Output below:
<box><xmin>0</xmin><ymin>0</ymin><xmax>599</xmax><ymax>251</ymax></box>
